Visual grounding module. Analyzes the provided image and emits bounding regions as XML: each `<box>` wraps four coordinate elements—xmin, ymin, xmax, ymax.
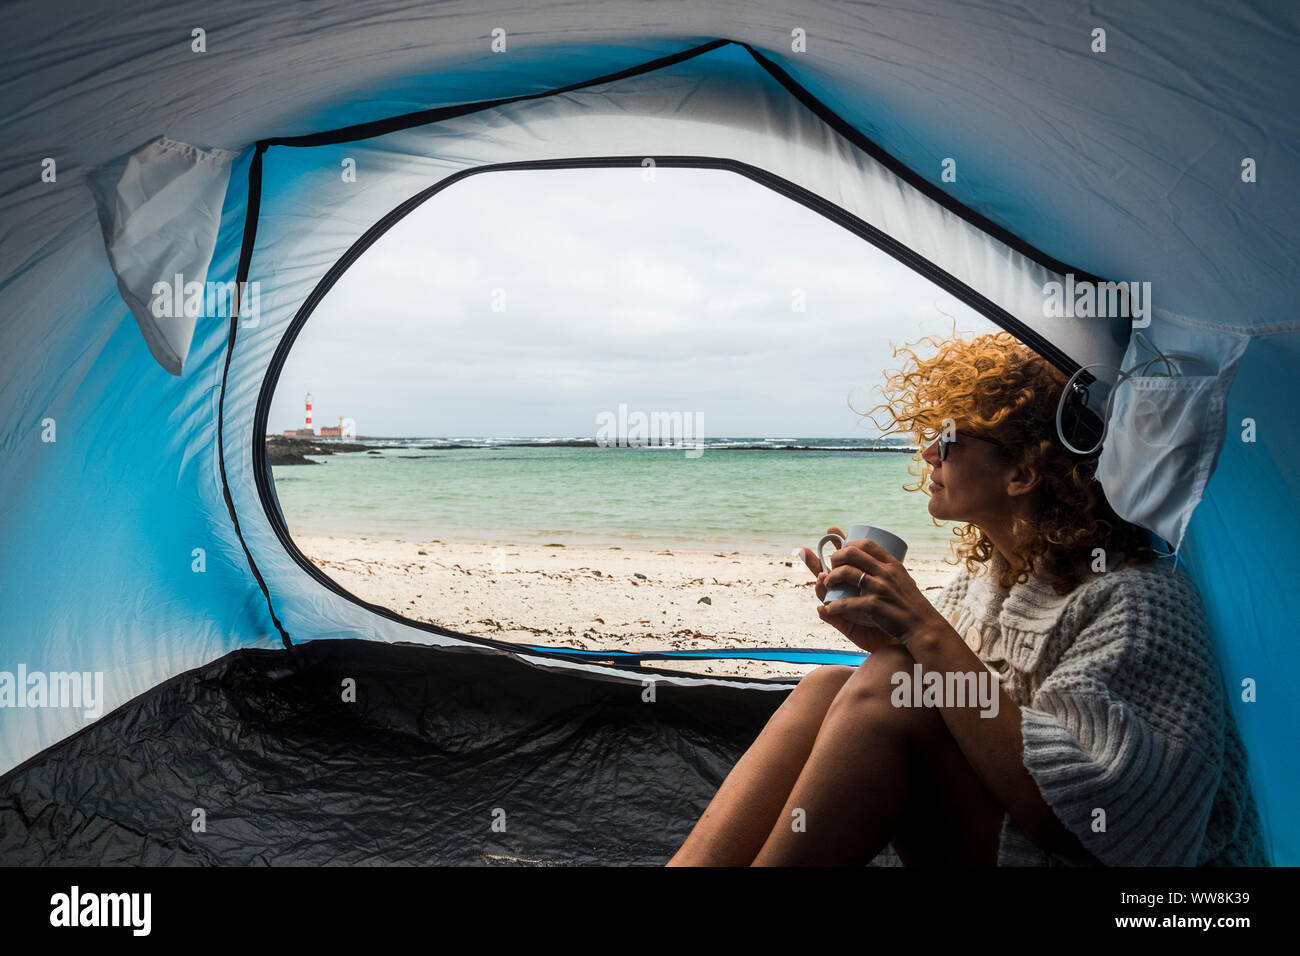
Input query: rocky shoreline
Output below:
<box><xmin>268</xmin><ymin>436</ymin><xmax>920</xmax><ymax>463</ymax></box>
<box><xmin>264</xmin><ymin>436</ymin><xmax>388</xmax><ymax>465</ymax></box>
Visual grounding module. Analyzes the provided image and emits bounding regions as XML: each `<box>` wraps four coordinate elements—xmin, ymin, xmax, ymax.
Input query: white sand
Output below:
<box><xmin>297</xmin><ymin>535</ymin><xmax>964</xmax><ymax>681</ymax></box>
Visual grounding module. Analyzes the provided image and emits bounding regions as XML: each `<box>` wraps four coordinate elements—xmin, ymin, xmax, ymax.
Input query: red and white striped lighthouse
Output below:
<box><xmin>305</xmin><ymin>393</ymin><xmax>313</xmax><ymax>431</ymax></box>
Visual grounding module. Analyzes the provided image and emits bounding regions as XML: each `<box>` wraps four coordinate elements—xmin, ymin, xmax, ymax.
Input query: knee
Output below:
<box><xmin>795</xmin><ymin>664</ymin><xmax>855</xmax><ymax>694</ymax></box>
<box><xmin>777</xmin><ymin>665</ymin><xmax>854</xmax><ymax>714</ymax></box>
<box><xmin>841</xmin><ymin>644</ymin><xmax>910</xmax><ymax>699</ymax></box>
<box><xmin>831</xmin><ymin>647</ymin><xmax>929</xmax><ymax>731</ymax></box>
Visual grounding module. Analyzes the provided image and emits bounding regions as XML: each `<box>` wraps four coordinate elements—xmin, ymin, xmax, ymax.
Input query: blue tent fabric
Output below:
<box><xmin>1</xmin><ymin>1</ymin><xmax>1296</xmax><ymax>866</ymax></box>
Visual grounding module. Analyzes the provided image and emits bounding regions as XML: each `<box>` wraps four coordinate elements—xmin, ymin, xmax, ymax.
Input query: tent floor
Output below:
<box><xmin>0</xmin><ymin>637</ymin><xmax>902</xmax><ymax>866</ymax></box>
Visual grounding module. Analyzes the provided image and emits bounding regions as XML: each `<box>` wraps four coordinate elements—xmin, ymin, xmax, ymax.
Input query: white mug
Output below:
<box><xmin>816</xmin><ymin>524</ymin><xmax>909</xmax><ymax>604</ymax></box>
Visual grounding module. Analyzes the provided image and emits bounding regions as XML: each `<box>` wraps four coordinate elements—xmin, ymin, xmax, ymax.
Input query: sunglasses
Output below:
<box><xmin>933</xmin><ymin>430</ymin><xmax>1005</xmax><ymax>461</ymax></box>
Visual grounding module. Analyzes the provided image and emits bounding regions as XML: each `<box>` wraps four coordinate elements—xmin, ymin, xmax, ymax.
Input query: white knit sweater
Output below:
<box><xmin>928</xmin><ymin>548</ymin><xmax>1268</xmax><ymax>866</ymax></box>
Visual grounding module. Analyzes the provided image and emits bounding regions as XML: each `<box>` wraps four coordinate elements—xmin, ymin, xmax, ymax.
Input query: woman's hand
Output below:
<box><xmin>801</xmin><ymin>530</ymin><xmax>946</xmax><ymax>651</ymax></box>
<box><xmin>799</xmin><ymin>529</ymin><xmax>902</xmax><ymax>655</ymax></box>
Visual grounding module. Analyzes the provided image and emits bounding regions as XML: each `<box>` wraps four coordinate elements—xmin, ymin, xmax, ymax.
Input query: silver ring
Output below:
<box><xmin>857</xmin><ymin>571</ymin><xmax>867</xmax><ymax>591</ymax></box>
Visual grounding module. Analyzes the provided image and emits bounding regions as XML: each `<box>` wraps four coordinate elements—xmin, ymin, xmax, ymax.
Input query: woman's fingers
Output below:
<box><xmin>825</xmin><ymin>561</ymin><xmax>887</xmax><ymax>601</ymax></box>
<box><xmin>803</xmin><ymin>527</ymin><xmax>846</xmax><ymax>577</ymax></box>
<box><xmin>829</xmin><ymin>543</ymin><xmax>884</xmax><ymax>575</ymax></box>
<box><xmin>816</xmin><ymin>604</ymin><xmax>895</xmax><ymax>654</ymax></box>
<box><xmin>802</xmin><ymin>529</ymin><xmax>850</xmax><ymax>601</ymax></box>
<box><xmin>824</xmin><ymin>564</ymin><xmax>864</xmax><ymax>593</ymax></box>
<box><xmin>800</xmin><ymin>547</ymin><xmax>823</xmax><ymax>579</ymax></box>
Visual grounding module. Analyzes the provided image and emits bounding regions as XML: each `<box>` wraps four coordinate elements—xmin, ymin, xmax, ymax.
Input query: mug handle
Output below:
<box><xmin>816</xmin><ymin>533</ymin><xmax>844</xmax><ymax>575</ymax></box>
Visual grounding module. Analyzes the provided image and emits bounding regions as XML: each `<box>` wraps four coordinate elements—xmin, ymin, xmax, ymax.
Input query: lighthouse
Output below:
<box><xmin>305</xmin><ymin>393</ymin><xmax>313</xmax><ymax>433</ymax></box>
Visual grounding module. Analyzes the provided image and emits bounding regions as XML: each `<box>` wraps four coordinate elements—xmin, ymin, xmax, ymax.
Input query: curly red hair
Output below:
<box><xmin>859</xmin><ymin>326</ymin><xmax>1156</xmax><ymax>594</ymax></box>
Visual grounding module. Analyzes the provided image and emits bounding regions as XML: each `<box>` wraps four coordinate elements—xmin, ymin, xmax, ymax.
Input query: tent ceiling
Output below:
<box><xmin>4</xmin><ymin>1</ymin><xmax>1297</xmax><ymax>336</ymax></box>
<box><xmin>2</xmin><ymin>0</ymin><xmax>1297</xmax><ymax>864</ymax></box>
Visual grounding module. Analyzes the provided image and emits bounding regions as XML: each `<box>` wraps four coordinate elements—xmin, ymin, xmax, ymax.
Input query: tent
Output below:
<box><xmin>1</xmin><ymin>1</ymin><xmax>1295</xmax><ymax>865</ymax></box>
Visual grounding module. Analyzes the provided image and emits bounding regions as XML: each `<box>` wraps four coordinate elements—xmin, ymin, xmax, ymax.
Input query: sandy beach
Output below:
<box><xmin>296</xmin><ymin>535</ymin><xmax>964</xmax><ymax>680</ymax></box>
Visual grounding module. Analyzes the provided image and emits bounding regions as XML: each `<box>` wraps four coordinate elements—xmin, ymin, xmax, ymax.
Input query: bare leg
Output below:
<box><xmin>889</xmin><ymin>701</ymin><xmax>1005</xmax><ymax>866</ymax></box>
<box><xmin>751</xmin><ymin>644</ymin><xmax>1003</xmax><ymax>866</ymax></box>
<box><xmin>666</xmin><ymin>665</ymin><xmax>855</xmax><ymax>866</ymax></box>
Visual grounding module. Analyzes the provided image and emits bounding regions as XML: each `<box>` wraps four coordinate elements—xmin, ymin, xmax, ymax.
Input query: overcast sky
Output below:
<box><xmin>270</xmin><ymin>166</ymin><xmax>998</xmax><ymax>438</ymax></box>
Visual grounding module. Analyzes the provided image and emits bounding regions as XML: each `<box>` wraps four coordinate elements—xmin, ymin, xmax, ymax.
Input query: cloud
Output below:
<box><xmin>270</xmin><ymin>166</ymin><xmax>996</xmax><ymax>436</ymax></box>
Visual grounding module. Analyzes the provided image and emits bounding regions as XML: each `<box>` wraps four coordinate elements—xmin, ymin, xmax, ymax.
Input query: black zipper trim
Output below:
<box><xmin>227</xmin><ymin>152</ymin><xmax>802</xmax><ymax>682</ymax></box>
<box><xmin>246</xmin><ymin>153</ymin><xmax>1102</xmax><ymax>664</ymax></box>
<box><xmin>218</xmin><ymin>38</ymin><xmax>1123</xmax><ymax>673</ymax></box>
<box><xmin>259</xmin><ymin>38</ymin><xmax>732</xmax><ymax>149</ymax></box>
<box><xmin>220</xmin><ymin>143</ymin><xmax>291</xmax><ymax>649</ymax></box>
<box><xmin>737</xmin><ymin>42</ymin><xmax>1112</xmax><ymax>285</ymax></box>
<box><xmin>253</xmin><ymin>36</ymin><xmax>1113</xmax><ymax>291</ymax></box>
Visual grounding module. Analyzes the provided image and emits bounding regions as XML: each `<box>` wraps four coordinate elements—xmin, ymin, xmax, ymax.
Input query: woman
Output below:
<box><xmin>667</xmin><ymin>330</ymin><xmax>1267</xmax><ymax>867</ymax></box>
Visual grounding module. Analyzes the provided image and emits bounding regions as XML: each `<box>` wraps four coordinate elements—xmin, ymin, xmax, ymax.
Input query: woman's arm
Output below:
<box><xmin>906</xmin><ymin>619</ymin><xmax>1098</xmax><ymax>862</ymax></box>
<box><xmin>824</xmin><ymin>538</ymin><xmax>1225</xmax><ymax>866</ymax></box>
<box><xmin>815</xmin><ymin>536</ymin><xmax>1097</xmax><ymax>862</ymax></box>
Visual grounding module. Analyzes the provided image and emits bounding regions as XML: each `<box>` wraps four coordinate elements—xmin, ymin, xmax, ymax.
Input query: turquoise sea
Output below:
<box><xmin>270</xmin><ymin>438</ymin><xmax>958</xmax><ymax>556</ymax></box>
